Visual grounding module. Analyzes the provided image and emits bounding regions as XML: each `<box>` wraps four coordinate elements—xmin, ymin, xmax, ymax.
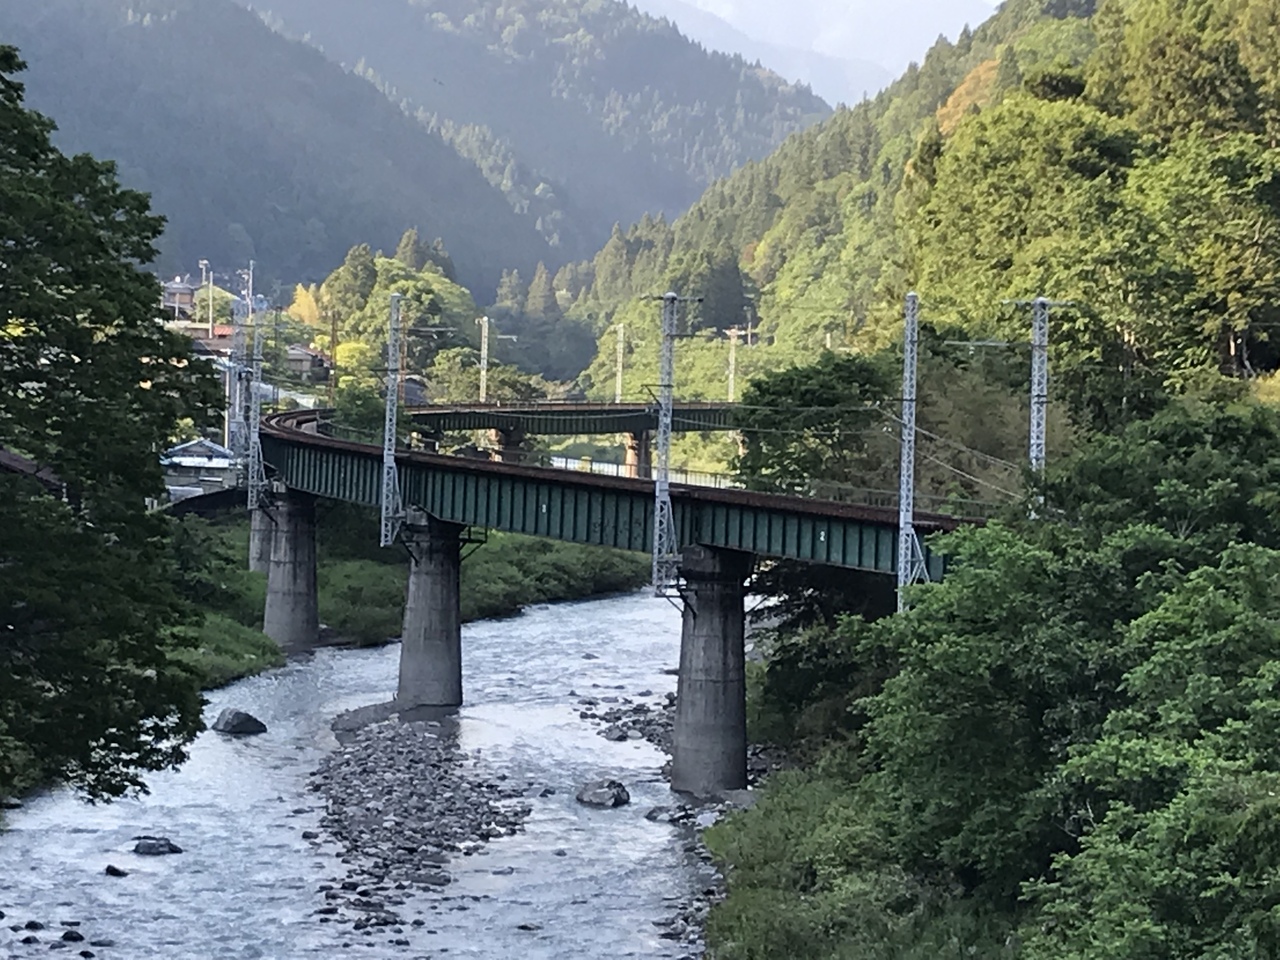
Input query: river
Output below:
<box><xmin>0</xmin><ymin>592</ymin><xmax>715</xmax><ymax>959</ymax></box>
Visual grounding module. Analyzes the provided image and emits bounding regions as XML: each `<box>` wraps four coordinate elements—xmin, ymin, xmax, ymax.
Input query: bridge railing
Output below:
<box><xmin>309</xmin><ymin>415</ymin><xmax>1005</xmax><ymax>521</ymax></box>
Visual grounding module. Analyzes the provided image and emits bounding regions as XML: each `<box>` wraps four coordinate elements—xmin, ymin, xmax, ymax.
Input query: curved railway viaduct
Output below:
<box><xmin>250</xmin><ymin>407</ymin><xmax>959</xmax><ymax>796</ymax></box>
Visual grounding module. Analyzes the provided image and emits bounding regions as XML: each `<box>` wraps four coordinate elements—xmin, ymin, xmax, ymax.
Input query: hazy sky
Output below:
<box><xmin>632</xmin><ymin>0</ymin><xmax>1002</xmax><ymax>103</ymax></box>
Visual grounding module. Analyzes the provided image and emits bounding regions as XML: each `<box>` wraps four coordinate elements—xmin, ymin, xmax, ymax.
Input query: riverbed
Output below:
<box><xmin>0</xmin><ymin>592</ymin><xmax>715</xmax><ymax>959</ymax></box>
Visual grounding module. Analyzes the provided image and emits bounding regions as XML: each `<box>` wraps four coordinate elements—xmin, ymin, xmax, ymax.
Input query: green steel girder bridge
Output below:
<box><xmin>405</xmin><ymin>400</ymin><xmax>736</xmax><ymax>437</ymax></box>
<box><xmin>260</xmin><ymin>409</ymin><xmax>955</xmax><ymax>577</ymax></box>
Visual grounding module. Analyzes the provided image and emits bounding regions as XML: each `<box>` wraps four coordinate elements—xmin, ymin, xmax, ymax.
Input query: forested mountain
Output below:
<box><xmin>628</xmin><ymin>0</ymin><xmax>892</xmax><ymax>106</ymax></box>
<box><xmin>0</xmin><ymin>0</ymin><xmax>551</xmax><ymax>294</ymax></box>
<box><xmin>564</xmin><ymin>0</ymin><xmax>1280</xmax><ymax>443</ymax></box>
<box><xmin>637</xmin><ymin>0</ymin><xmax>995</xmax><ymax>79</ymax></box>
<box><xmin>240</xmin><ymin>0</ymin><xmax>831</xmax><ymax>262</ymax></box>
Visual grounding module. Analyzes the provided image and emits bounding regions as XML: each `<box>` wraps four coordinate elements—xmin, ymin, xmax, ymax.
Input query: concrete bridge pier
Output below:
<box><xmin>624</xmin><ymin>429</ymin><xmax>653</xmax><ymax>479</ymax></box>
<box><xmin>262</xmin><ymin>491</ymin><xmax>319</xmax><ymax>649</ymax></box>
<box><xmin>487</xmin><ymin>427</ymin><xmax>527</xmax><ymax>465</ymax></box>
<box><xmin>249</xmin><ymin>502</ymin><xmax>275</xmax><ymax>573</ymax></box>
<box><xmin>397</xmin><ymin>509</ymin><xmax>465</xmax><ymax>709</ymax></box>
<box><xmin>671</xmin><ymin>545</ymin><xmax>754</xmax><ymax>798</ymax></box>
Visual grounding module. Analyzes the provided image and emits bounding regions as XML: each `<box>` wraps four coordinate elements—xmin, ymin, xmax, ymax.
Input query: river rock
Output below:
<box><xmin>133</xmin><ymin>836</ymin><xmax>183</xmax><ymax>855</ymax></box>
<box><xmin>211</xmin><ymin>708</ymin><xmax>267</xmax><ymax>736</ymax></box>
<box><xmin>104</xmin><ymin>864</ymin><xmax>128</xmax><ymax>877</ymax></box>
<box><xmin>575</xmin><ymin>780</ymin><xmax>630</xmax><ymax>807</ymax></box>
<box><xmin>61</xmin><ymin>930</ymin><xmax>85</xmax><ymax>942</ymax></box>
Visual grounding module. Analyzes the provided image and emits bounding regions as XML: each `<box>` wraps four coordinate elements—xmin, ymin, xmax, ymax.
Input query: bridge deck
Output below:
<box><xmin>262</xmin><ymin>411</ymin><xmax>953</xmax><ymax>577</ymax></box>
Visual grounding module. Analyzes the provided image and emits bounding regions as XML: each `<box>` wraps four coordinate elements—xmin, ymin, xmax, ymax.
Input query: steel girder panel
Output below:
<box><xmin>398</xmin><ymin>461</ymin><xmax>652</xmax><ymax>551</ymax></box>
<box><xmin>677</xmin><ymin>501</ymin><xmax>903</xmax><ymax>574</ymax></box>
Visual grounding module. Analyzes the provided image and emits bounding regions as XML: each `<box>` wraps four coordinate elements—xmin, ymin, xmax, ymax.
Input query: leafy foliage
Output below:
<box><xmin>0</xmin><ymin>46</ymin><xmax>222</xmax><ymax>799</ymax></box>
<box><xmin>706</xmin><ymin>397</ymin><xmax>1280</xmax><ymax>959</ymax></box>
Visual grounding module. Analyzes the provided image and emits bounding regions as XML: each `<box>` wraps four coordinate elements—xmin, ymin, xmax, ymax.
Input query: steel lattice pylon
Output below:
<box><xmin>897</xmin><ymin>292</ymin><xmax>930</xmax><ymax>611</ymax></box>
<box><xmin>246</xmin><ymin>303</ymin><xmax>268</xmax><ymax>511</ymax></box>
<box><xmin>1029</xmin><ymin>297</ymin><xmax>1050</xmax><ymax>474</ymax></box>
<box><xmin>652</xmin><ymin>292</ymin><xmax>681</xmax><ymax>596</ymax></box>
<box><xmin>380</xmin><ymin>294</ymin><xmax>405</xmax><ymax>547</ymax></box>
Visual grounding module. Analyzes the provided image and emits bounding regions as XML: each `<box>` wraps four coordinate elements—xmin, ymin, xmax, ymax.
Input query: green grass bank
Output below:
<box><xmin>181</xmin><ymin>506</ymin><xmax>650</xmax><ymax>683</ymax></box>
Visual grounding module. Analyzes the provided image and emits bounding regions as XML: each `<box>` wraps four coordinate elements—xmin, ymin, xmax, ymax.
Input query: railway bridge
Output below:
<box><xmin>252</xmin><ymin>406</ymin><xmax>960</xmax><ymax>796</ymax></box>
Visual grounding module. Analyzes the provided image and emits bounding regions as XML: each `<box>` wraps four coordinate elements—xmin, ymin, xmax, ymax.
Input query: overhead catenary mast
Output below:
<box><xmin>1029</xmin><ymin>296</ymin><xmax>1050</xmax><ymax>474</ymax></box>
<box><xmin>897</xmin><ymin>292</ymin><xmax>930</xmax><ymax>611</ymax></box>
<box><xmin>380</xmin><ymin>293</ymin><xmax>405</xmax><ymax>547</ymax></box>
<box><xmin>475</xmin><ymin>316</ymin><xmax>517</xmax><ymax>404</ymax></box>
<box><xmin>652</xmin><ymin>292</ymin><xmax>681</xmax><ymax>596</ymax></box>
<box><xmin>615</xmin><ymin>323</ymin><xmax>625</xmax><ymax>404</ymax></box>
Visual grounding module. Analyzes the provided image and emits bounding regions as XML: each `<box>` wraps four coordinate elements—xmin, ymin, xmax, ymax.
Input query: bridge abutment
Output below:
<box><xmin>624</xmin><ymin>429</ymin><xmax>653</xmax><ymax>479</ymax></box>
<box><xmin>671</xmin><ymin>545</ymin><xmax>754</xmax><ymax>798</ymax></box>
<box><xmin>397</xmin><ymin>508</ymin><xmax>465</xmax><ymax>709</ymax></box>
<box><xmin>262</xmin><ymin>491</ymin><xmax>319</xmax><ymax>649</ymax></box>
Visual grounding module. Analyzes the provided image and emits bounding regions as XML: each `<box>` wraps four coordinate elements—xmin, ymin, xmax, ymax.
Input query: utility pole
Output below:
<box><xmin>726</xmin><ymin>326</ymin><xmax>745</xmax><ymax>402</ymax></box>
<box><xmin>476</xmin><ymin>316</ymin><xmax>517</xmax><ymax>403</ymax></box>
<box><xmin>327</xmin><ymin>302</ymin><xmax>340</xmax><ymax>407</ymax></box>
<box><xmin>380</xmin><ymin>293</ymin><xmax>404</xmax><ymax>548</ymax></box>
<box><xmin>652</xmin><ymin>291</ymin><xmax>700</xmax><ymax>596</ymax></box>
<box><xmin>199</xmin><ymin>259</ymin><xmax>213</xmax><ymax>338</ymax></box>
<box><xmin>615</xmin><ymin>322</ymin><xmax>625</xmax><ymax>404</ymax></box>
<box><xmin>897</xmin><ymin>292</ymin><xmax>930</xmax><ymax>611</ymax></box>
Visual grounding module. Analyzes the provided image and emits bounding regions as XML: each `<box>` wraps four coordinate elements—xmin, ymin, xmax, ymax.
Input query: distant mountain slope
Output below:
<box><xmin>242</xmin><ymin>0</ymin><xmax>832</xmax><ymax>263</ymax></box>
<box><xmin>0</xmin><ymin>0</ymin><xmax>551</xmax><ymax>294</ymax></box>
<box><xmin>672</xmin><ymin>0</ymin><xmax>996</xmax><ymax>75</ymax></box>
<box><xmin>631</xmin><ymin>0</ymin><xmax>892</xmax><ymax>105</ymax></box>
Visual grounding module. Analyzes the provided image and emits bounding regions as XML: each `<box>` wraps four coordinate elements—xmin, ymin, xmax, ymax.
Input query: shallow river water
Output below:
<box><xmin>0</xmin><ymin>592</ymin><xmax>712</xmax><ymax>959</ymax></box>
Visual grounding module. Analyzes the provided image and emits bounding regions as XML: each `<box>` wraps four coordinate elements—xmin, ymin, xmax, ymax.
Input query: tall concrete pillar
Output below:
<box><xmin>248</xmin><ymin>503</ymin><xmax>275</xmax><ymax>573</ymax></box>
<box><xmin>397</xmin><ymin>509</ymin><xmax>465</xmax><ymax>709</ymax></box>
<box><xmin>262</xmin><ymin>492</ymin><xmax>319</xmax><ymax>650</ymax></box>
<box><xmin>487</xmin><ymin>427</ymin><xmax>527</xmax><ymax>464</ymax></box>
<box><xmin>625</xmin><ymin>429</ymin><xmax>653</xmax><ymax>479</ymax></box>
<box><xmin>671</xmin><ymin>545</ymin><xmax>754</xmax><ymax>798</ymax></box>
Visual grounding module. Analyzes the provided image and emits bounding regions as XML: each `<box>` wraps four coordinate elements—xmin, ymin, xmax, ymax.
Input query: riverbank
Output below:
<box><xmin>573</xmin><ymin>673</ymin><xmax>792</xmax><ymax>957</ymax></box>
<box><xmin>184</xmin><ymin>509</ymin><xmax>650</xmax><ymax>678</ymax></box>
<box><xmin>0</xmin><ymin>594</ymin><xmax>699</xmax><ymax>958</ymax></box>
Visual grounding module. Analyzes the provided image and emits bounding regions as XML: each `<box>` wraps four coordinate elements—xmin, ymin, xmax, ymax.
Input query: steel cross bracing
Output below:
<box><xmin>380</xmin><ymin>294</ymin><xmax>405</xmax><ymax>547</ymax></box>
<box><xmin>652</xmin><ymin>292</ymin><xmax>682</xmax><ymax>596</ymax></box>
<box><xmin>897</xmin><ymin>292</ymin><xmax>930</xmax><ymax>611</ymax></box>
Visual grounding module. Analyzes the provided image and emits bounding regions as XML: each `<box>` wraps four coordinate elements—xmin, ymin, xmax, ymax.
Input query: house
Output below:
<box><xmin>162</xmin><ymin>276</ymin><xmax>198</xmax><ymax>318</ymax></box>
<box><xmin>161</xmin><ymin>438</ymin><xmax>237</xmax><ymax>500</ymax></box>
<box><xmin>284</xmin><ymin>344</ymin><xmax>331</xmax><ymax>383</ymax></box>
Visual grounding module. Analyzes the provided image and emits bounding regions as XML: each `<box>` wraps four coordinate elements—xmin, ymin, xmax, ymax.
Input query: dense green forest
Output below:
<box><xmin>674</xmin><ymin>1</ymin><xmax>1280</xmax><ymax>957</ymax></box>
<box><xmin>0</xmin><ymin>0</ymin><xmax>552</xmax><ymax>294</ymax></box>
<box><xmin>245</xmin><ymin>0</ymin><xmax>831</xmax><ymax>261</ymax></box>
<box><xmin>556</xmin><ymin>0</ymin><xmax>1280</xmax><ymax>463</ymax></box>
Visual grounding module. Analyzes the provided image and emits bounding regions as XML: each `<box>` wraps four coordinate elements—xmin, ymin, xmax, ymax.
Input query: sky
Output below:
<box><xmin>631</xmin><ymin>0</ymin><xmax>1003</xmax><ymax>105</ymax></box>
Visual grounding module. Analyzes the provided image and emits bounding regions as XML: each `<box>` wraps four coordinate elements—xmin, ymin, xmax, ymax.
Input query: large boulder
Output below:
<box><xmin>211</xmin><ymin>708</ymin><xmax>267</xmax><ymax>736</ymax></box>
<box><xmin>133</xmin><ymin>836</ymin><xmax>183</xmax><ymax>856</ymax></box>
<box><xmin>575</xmin><ymin>780</ymin><xmax>630</xmax><ymax>808</ymax></box>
